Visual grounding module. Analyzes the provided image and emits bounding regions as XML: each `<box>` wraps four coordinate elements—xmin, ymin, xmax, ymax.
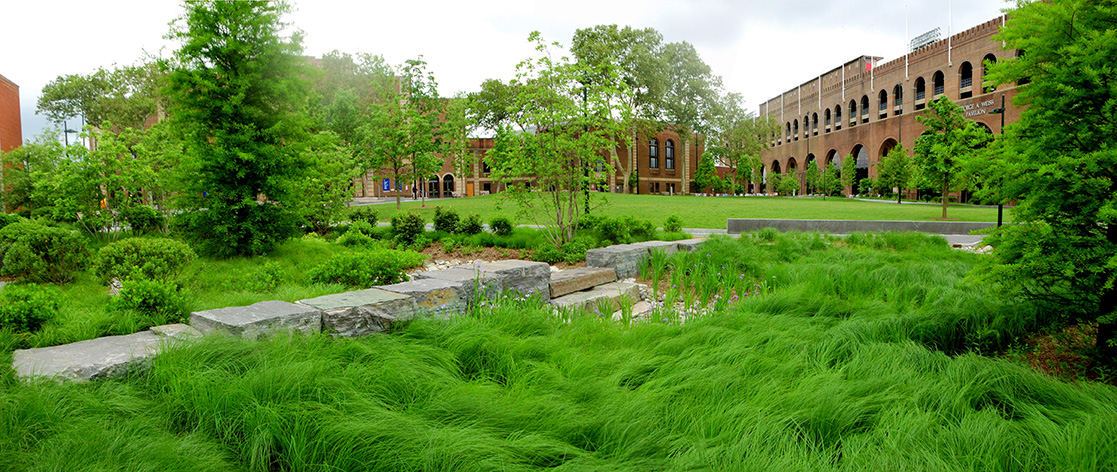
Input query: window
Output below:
<box><xmin>932</xmin><ymin>71</ymin><xmax>945</xmax><ymax>97</ymax></box>
<box><xmin>914</xmin><ymin>77</ymin><xmax>926</xmax><ymax>110</ymax></box>
<box><xmin>793</xmin><ymin>120</ymin><xmax>799</xmax><ymax>141</ymax></box>
<box><xmin>861</xmin><ymin>95</ymin><xmax>870</xmax><ymax>123</ymax></box>
<box><xmin>811</xmin><ymin>113</ymin><xmax>818</xmax><ymax>135</ymax></box>
<box><xmin>849</xmin><ymin>100</ymin><xmax>858</xmax><ymax>126</ymax></box>
<box><xmin>878</xmin><ymin>90</ymin><xmax>888</xmax><ymax>116</ymax></box>
<box><xmin>834</xmin><ymin>105</ymin><xmax>842</xmax><ymax>130</ymax></box>
<box><xmin>649</xmin><ymin>138</ymin><xmax>659</xmax><ymax>168</ymax></box>
<box><xmin>665</xmin><ymin>140</ymin><xmax>675</xmax><ymax>170</ymax></box>
<box><xmin>892</xmin><ymin>84</ymin><xmax>903</xmax><ymax>115</ymax></box>
<box><xmin>482</xmin><ymin>161</ymin><xmax>491</xmax><ymax>174</ymax></box>
<box><xmin>960</xmin><ymin>62</ymin><xmax>973</xmax><ymax>99</ymax></box>
<box><xmin>982</xmin><ymin>54</ymin><xmax>997</xmax><ymax>93</ymax></box>
<box><xmin>824</xmin><ymin>109</ymin><xmax>831</xmax><ymax>131</ymax></box>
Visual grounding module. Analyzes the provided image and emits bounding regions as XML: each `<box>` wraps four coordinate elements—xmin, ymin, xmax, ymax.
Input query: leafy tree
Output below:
<box><xmin>290</xmin><ymin>131</ymin><xmax>360</xmax><ymax>234</ymax></box>
<box><xmin>875</xmin><ymin>143</ymin><xmax>914</xmax><ymax>203</ymax></box>
<box><xmin>488</xmin><ymin>32</ymin><xmax>624</xmax><ymax>248</ymax></box>
<box><xmin>840</xmin><ymin>153</ymin><xmax>857</xmax><ymax>195</ymax></box>
<box><xmin>776</xmin><ymin>171</ymin><xmax>799</xmax><ymax>196</ymax></box>
<box><xmin>572</xmin><ymin>25</ymin><xmax>665</xmax><ymax>194</ymax></box>
<box><xmin>660</xmin><ymin>41</ymin><xmax>724</xmax><ymax>194</ymax></box>
<box><xmin>804</xmin><ymin>162</ymin><xmax>820</xmax><ymax>195</ymax></box>
<box><xmin>980</xmin><ymin>0</ymin><xmax>1117</xmax><ymax>359</ymax></box>
<box><xmin>817</xmin><ymin>160</ymin><xmax>843</xmax><ymax>196</ymax></box>
<box><xmin>914</xmin><ymin>97</ymin><xmax>991</xmax><ymax>218</ymax></box>
<box><xmin>693</xmin><ymin>155</ymin><xmax>716</xmax><ymax>193</ymax></box>
<box><xmin>164</xmin><ymin>0</ymin><xmax>310</xmax><ymax>257</ymax></box>
<box><xmin>707</xmin><ymin>103</ymin><xmax>779</xmax><ymax>193</ymax></box>
<box><xmin>0</xmin><ymin>131</ymin><xmax>66</xmax><ymax>214</ymax></box>
<box><xmin>38</xmin><ymin>62</ymin><xmax>164</xmax><ymax>132</ymax></box>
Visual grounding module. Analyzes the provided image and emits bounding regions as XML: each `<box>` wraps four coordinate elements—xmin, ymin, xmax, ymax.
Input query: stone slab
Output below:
<box><xmin>298</xmin><ymin>288</ymin><xmax>417</xmax><ymax>337</ymax></box>
<box><xmin>550</xmin><ymin>281</ymin><xmax>641</xmax><ymax>313</ymax></box>
<box><xmin>412</xmin><ymin>268</ymin><xmax>506</xmax><ymax>303</ymax></box>
<box><xmin>13</xmin><ymin>330</ymin><xmax>169</xmax><ymax>381</ymax></box>
<box><xmin>456</xmin><ymin>260</ymin><xmax>551</xmax><ymax>301</ymax></box>
<box><xmin>549</xmin><ymin>267</ymin><xmax>617</xmax><ymax>298</ymax></box>
<box><xmin>673</xmin><ymin>238</ymin><xmax>707</xmax><ymax>252</ymax></box>
<box><xmin>190</xmin><ymin>300</ymin><xmax>321</xmax><ymax>340</ymax></box>
<box><xmin>629</xmin><ymin>240</ymin><xmax>680</xmax><ymax>256</ymax></box>
<box><xmin>726</xmin><ymin>218</ymin><xmax>997</xmax><ymax>235</ymax></box>
<box><xmin>379</xmin><ymin>278</ymin><xmax>467</xmax><ymax>316</ymax></box>
<box><xmin>149</xmin><ymin>323</ymin><xmax>202</xmax><ymax>341</ymax></box>
<box><xmin>586</xmin><ymin>244</ymin><xmax>648</xmax><ymax>279</ymax></box>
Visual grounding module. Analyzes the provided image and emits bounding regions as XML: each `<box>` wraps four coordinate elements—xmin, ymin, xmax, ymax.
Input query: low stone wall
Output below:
<box><xmin>726</xmin><ymin>219</ymin><xmax>995</xmax><ymax>235</ymax></box>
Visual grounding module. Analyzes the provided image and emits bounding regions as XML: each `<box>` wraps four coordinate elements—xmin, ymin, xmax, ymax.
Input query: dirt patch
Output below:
<box><xmin>417</xmin><ymin>246</ymin><xmax>586</xmax><ymax>270</ymax></box>
<box><xmin>1004</xmin><ymin>323</ymin><xmax>1116</xmax><ymax>386</ymax></box>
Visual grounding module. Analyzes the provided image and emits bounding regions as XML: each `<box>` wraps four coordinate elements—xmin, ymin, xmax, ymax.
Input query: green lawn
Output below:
<box><xmin>372</xmin><ymin>194</ymin><xmax>1008</xmax><ymax>229</ymax></box>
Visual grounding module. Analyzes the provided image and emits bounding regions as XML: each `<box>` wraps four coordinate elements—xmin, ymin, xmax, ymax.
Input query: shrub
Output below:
<box><xmin>348</xmin><ymin>206</ymin><xmax>378</xmax><ymax>225</ymax></box>
<box><xmin>489</xmin><ymin>216</ymin><xmax>514</xmax><ymax>236</ymax></box>
<box><xmin>597</xmin><ymin>217</ymin><xmax>629</xmax><ymax>244</ymax></box>
<box><xmin>663</xmin><ymin>215</ymin><xmax>683</xmax><ymax>233</ymax></box>
<box><xmin>579</xmin><ymin>214</ymin><xmax>602</xmax><ymax>231</ymax></box>
<box><xmin>0</xmin><ymin>221</ymin><xmax>89</xmax><ymax>284</ymax></box>
<box><xmin>562</xmin><ymin>237</ymin><xmax>592</xmax><ymax>264</ymax></box>
<box><xmin>624</xmin><ymin>216</ymin><xmax>656</xmax><ymax>241</ymax></box>
<box><xmin>532</xmin><ymin>243</ymin><xmax>564</xmax><ymax>264</ymax></box>
<box><xmin>0</xmin><ymin>213</ymin><xmax>23</xmax><ymax>231</ymax></box>
<box><xmin>308</xmin><ymin>249</ymin><xmax>426</xmax><ymax>287</ymax></box>
<box><xmin>336</xmin><ymin>230</ymin><xmax>382</xmax><ymax>249</ymax></box>
<box><xmin>120</xmin><ymin>205</ymin><xmax>165</xmax><ymax>234</ymax></box>
<box><xmin>109</xmin><ymin>279</ymin><xmax>189</xmax><ymax>325</ymax></box>
<box><xmin>0</xmin><ymin>284</ymin><xmax>59</xmax><ymax>332</ymax></box>
<box><xmin>391</xmin><ymin>212</ymin><xmax>426</xmax><ymax>245</ymax></box>
<box><xmin>432</xmin><ymin>206</ymin><xmax>459</xmax><ymax>233</ymax></box>
<box><xmin>93</xmin><ymin>238</ymin><xmax>196</xmax><ymax>283</ymax></box>
<box><xmin>348</xmin><ymin>220</ymin><xmax>375</xmax><ymax>237</ymax></box>
<box><xmin>458</xmin><ymin>214</ymin><xmax>483</xmax><ymax>235</ymax></box>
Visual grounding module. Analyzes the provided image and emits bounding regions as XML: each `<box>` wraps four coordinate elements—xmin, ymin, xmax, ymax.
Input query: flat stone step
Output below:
<box><xmin>412</xmin><ymin>268</ymin><xmax>506</xmax><ymax>303</ymax></box>
<box><xmin>379</xmin><ymin>278</ymin><xmax>467</xmax><ymax>317</ymax></box>
<box><xmin>587</xmin><ymin>241</ymin><xmax>679</xmax><ymax>279</ymax></box>
<box><xmin>298</xmin><ymin>288</ymin><xmax>417</xmax><ymax>337</ymax></box>
<box><xmin>12</xmin><ymin>324</ymin><xmax>200</xmax><ymax>382</ymax></box>
<box><xmin>191</xmin><ymin>300</ymin><xmax>321</xmax><ymax>340</ymax></box>
<box><xmin>550</xmin><ymin>281</ymin><xmax>641</xmax><ymax>313</ymax></box>
<box><xmin>549</xmin><ymin>267</ymin><xmax>616</xmax><ymax>298</ymax></box>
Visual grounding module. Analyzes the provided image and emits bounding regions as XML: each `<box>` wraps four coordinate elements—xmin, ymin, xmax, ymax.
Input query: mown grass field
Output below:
<box><xmin>374</xmin><ymin>194</ymin><xmax>1008</xmax><ymax>229</ymax></box>
<box><xmin>2</xmin><ymin>232</ymin><xmax>1111</xmax><ymax>471</ymax></box>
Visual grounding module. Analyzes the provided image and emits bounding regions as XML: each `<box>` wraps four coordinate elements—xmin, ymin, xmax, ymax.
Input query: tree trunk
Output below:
<box><xmin>941</xmin><ymin>176</ymin><xmax>949</xmax><ymax>219</ymax></box>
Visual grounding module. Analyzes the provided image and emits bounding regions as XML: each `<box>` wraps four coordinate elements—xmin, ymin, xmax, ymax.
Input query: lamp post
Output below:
<box><xmin>988</xmin><ymin>94</ymin><xmax>1006</xmax><ymax>227</ymax></box>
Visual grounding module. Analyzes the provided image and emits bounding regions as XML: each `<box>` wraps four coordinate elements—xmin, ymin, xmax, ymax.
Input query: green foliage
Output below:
<box><xmin>458</xmin><ymin>213</ymin><xmax>483</xmax><ymax>235</ymax></box>
<box><xmin>291</xmin><ymin>131</ymin><xmax>361</xmax><ymax>234</ymax></box>
<box><xmin>816</xmin><ymin>161</ymin><xmax>843</xmax><ymax>196</ymax></box>
<box><xmin>875</xmin><ymin>143</ymin><xmax>914</xmax><ymax>202</ymax></box>
<box><xmin>347</xmin><ymin>220</ymin><xmax>375</xmax><ymax>237</ymax></box>
<box><xmin>93</xmin><ymin>237</ymin><xmax>196</xmax><ymax>283</ymax></box>
<box><xmin>663</xmin><ymin>214</ymin><xmax>683</xmax><ymax>233</ymax></box>
<box><xmin>840</xmin><ymin>153</ymin><xmax>857</xmax><ymax>194</ymax></box>
<box><xmin>120</xmin><ymin>205</ymin><xmax>165</xmax><ymax>234</ymax></box>
<box><xmin>489</xmin><ymin>216</ymin><xmax>514</xmax><ymax>236</ymax></box>
<box><xmin>693</xmin><ymin>155</ymin><xmax>716</xmax><ymax>193</ymax></box>
<box><xmin>335</xmin><ymin>230</ymin><xmax>381</xmax><ymax>249</ymax></box>
<box><xmin>165</xmin><ymin>0</ymin><xmax>309</xmax><ymax>257</ymax></box>
<box><xmin>980</xmin><ymin>0</ymin><xmax>1117</xmax><ymax>359</ymax></box>
<box><xmin>0</xmin><ymin>284</ymin><xmax>59</xmax><ymax>333</ymax></box>
<box><xmin>531</xmin><ymin>243</ymin><xmax>564</xmax><ymax>264</ymax></box>
<box><xmin>109</xmin><ymin>279</ymin><xmax>188</xmax><ymax>325</ymax></box>
<box><xmin>0</xmin><ymin>213</ymin><xmax>23</xmax><ymax>231</ymax></box>
<box><xmin>914</xmin><ymin>97</ymin><xmax>992</xmax><ymax>218</ymax></box>
<box><xmin>391</xmin><ymin>212</ymin><xmax>426</xmax><ymax>245</ymax></box>
<box><xmin>348</xmin><ymin>206</ymin><xmax>378</xmax><ymax>225</ymax></box>
<box><xmin>432</xmin><ymin>206</ymin><xmax>460</xmax><ymax>233</ymax></box>
<box><xmin>0</xmin><ymin>221</ymin><xmax>88</xmax><ymax>284</ymax></box>
<box><xmin>308</xmin><ymin>250</ymin><xmax>425</xmax><ymax>287</ymax></box>
<box><xmin>776</xmin><ymin>172</ymin><xmax>800</xmax><ymax>196</ymax></box>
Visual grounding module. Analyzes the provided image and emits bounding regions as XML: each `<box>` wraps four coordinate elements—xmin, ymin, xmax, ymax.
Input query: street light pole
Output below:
<box><xmin>989</xmin><ymin>93</ymin><xmax>1006</xmax><ymax>227</ymax></box>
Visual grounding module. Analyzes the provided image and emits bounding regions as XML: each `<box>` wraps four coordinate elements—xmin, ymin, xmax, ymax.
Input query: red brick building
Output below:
<box><xmin>759</xmin><ymin>15</ymin><xmax>1022</xmax><ymax>196</ymax></box>
<box><xmin>0</xmin><ymin>73</ymin><xmax>22</xmax><ymax>152</ymax></box>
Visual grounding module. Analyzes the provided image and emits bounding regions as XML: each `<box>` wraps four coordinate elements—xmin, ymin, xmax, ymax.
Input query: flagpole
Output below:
<box><xmin>905</xmin><ymin>3</ymin><xmax>909</xmax><ymax>80</ymax></box>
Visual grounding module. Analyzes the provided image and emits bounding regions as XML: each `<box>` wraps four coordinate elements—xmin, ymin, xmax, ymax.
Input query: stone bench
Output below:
<box><xmin>12</xmin><ymin>324</ymin><xmax>200</xmax><ymax>381</ymax></box>
<box><xmin>412</xmin><ymin>267</ymin><xmax>506</xmax><ymax>304</ymax></box>
<box><xmin>550</xmin><ymin>281</ymin><xmax>641</xmax><ymax>312</ymax></box>
<box><xmin>191</xmin><ymin>300</ymin><xmax>321</xmax><ymax>340</ymax></box>
<box><xmin>379</xmin><ymin>278</ymin><xmax>468</xmax><ymax>317</ymax></box>
<box><xmin>455</xmin><ymin>260</ymin><xmax>551</xmax><ymax>301</ymax></box>
<box><xmin>587</xmin><ymin>242</ymin><xmax>680</xmax><ymax>279</ymax></box>
<box><xmin>298</xmin><ymin>288</ymin><xmax>417</xmax><ymax>337</ymax></box>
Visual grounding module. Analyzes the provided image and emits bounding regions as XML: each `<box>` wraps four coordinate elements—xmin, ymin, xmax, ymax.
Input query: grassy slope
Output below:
<box><xmin>1</xmin><ymin>232</ymin><xmax>1113</xmax><ymax>471</ymax></box>
<box><xmin>374</xmin><ymin>194</ymin><xmax>1007</xmax><ymax>229</ymax></box>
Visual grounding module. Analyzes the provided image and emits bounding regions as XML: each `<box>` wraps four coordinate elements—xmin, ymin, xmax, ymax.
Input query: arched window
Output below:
<box><xmin>959</xmin><ymin>62</ymin><xmax>974</xmax><ymax>99</ymax></box>
<box><xmin>892</xmin><ymin>84</ymin><xmax>903</xmax><ymax>115</ymax></box>
<box><xmin>803</xmin><ymin>116</ymin><xmax>809</xmax><ymax>138</ymax></box>
<box><xmin>824</xmin><ymin>109</ymin><xmax>831</xmax><ymax>131</ymax></box>
<box><xmin>932</xmin><ymin>71</ymin><xmax>945</xmax><ymax>98</ymax></box>
<box><xmin>861</xmin><ymin>96</ymin><xmax>869</xmax><ymax>123</ymax></box>
<box><xmin>982</xmin><ymin>54</ymin><xmax>997</xmax><ymax>93</ymax></box>
<box><xmin>811</xmin><ymin>113</ymin><xmax>818</xmax><ymax>135</ymax></box>
<box><xmin>849</xmin><ymin>100</ymin><xmax>857</xmax><ymax>127</ymax></box>
<box><xmin>834</xmin><ymin>105</ymin><xmax>842</xmax><ymax>130</ymax></box>
<box><xmin>1016</xmin><ymin>50</ymin><xmax>1030</xmax><ymax>85</ymax></box>
<box><xmin>649</xmin><ymin>138</ymin><xmax>659</xmax><ymax>168</ymax></box>
<box><xmin>914</xmin><ymin>77</ymin><xmax>927</xmax><ymax>110</ymax></box>
<box><xmin>665</xmin><ymin>140</ymin><xmax>675</xmax><ymax>170</ymax></box>
<box><xmin>785</xmin><ymin>122</ymin><xmax>791</xmax><ymax>142</ymax></box>
<box><xmin>793</xmin><ymin>119</ymin><xmax>799</xmax><ymax>141</ymax></box>
<box><xmin>878</xmin><ymin>90</ymin><xmax>888</xmax><ymax>117</ymax></box>
<box><xmin>442</xmin><ymin>174</ymin><xmax>455</xmax><ymax>195</ymax></box>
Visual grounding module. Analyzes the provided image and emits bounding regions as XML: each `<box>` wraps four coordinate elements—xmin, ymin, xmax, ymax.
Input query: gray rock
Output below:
<box><xmin>673</xmin><ymin>238</ymin><xmax>707</xmax><ymax>252</ymax></box>
<box><xmin>456</xmin><ymin>260</ymin><xmax>551</xmax><ymax>301</ymax></box>
<box><xmin>586</xmin><ymin>244</ymin><xmax>647</xmax><ymax>279</ymax></box>
<box><xmin>190</xmin><ymin>300</ymin><xmax>321</xmax><ymax>340</ymax></box>
<box><xmin>629</xmin><ymin>240</ymin><xmax>679</xmax><ymax>256</ymax></box>
<box><xmin>149</xmin><ymin>323</ymin><xmax>202</xmax><ymax>340</ymax></box>
<box><xmin>379</xmin><ymin>278</ymin><xmax>467</xmax><ymax>316</ymax></box>
<box><xmin>550</xmin><ymin>281</ymin><xmax>642</xmax><ymax>313</ymax></box>
<box><xmin>412</xmin><ymin>267</ymin><xmax>506</xmax><ymax>303</ymax></box>
<box><xmin>550</xmin><ymin>267</ymin><xmax>616</xmax><ymax>298</ymax></box>
<box><xmin>12</xmin><ymin>330</ymin><xmax>172</xmax><ymax>381</ymax></box>
<box><xmin>298</xmin><ymin>288</ymin><xmax>417</xmax><ymax>337</ymax></box>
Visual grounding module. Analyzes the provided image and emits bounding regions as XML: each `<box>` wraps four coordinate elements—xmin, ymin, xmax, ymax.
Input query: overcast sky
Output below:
<box><xmin>1</xmin><ymin>0</ymin><xmax>1011</xmax><ymax>142</ymax></box>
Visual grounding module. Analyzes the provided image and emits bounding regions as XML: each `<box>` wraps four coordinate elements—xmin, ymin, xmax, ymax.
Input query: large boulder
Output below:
<box><xmin>298</xmin><ymin>288</ymin><xmax>417</xmax><ymax>337</ymax></box>
<box><xmin>190</xmin><ymin>300</ymin><xmax>321</xmax><ymax>340</ymax></box>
